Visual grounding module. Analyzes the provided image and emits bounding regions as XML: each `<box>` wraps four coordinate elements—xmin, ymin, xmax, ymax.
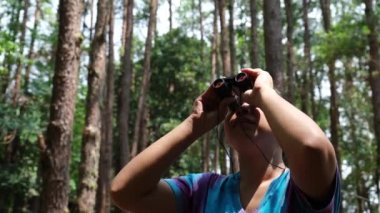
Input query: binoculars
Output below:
<box><xmin>212</xmin><ymin>72</ymin><xmax>253</xmax><ymax>110</ymax></box>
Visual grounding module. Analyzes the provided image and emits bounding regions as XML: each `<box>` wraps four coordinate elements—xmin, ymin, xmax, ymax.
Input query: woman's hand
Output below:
<box><xmin>191</xmin><ymin>86</ymin><xmax>235</xmax><ymax>135</ymax></box>
<box><xmin>240</xmin><ymin>68</ymin><xmax>274</xmax><ymax>107</ymax></box>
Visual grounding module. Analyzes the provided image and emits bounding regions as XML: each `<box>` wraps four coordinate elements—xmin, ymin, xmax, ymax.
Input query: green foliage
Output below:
<box><xmin>150</xmin><ymin>29</ymin><xmax>210</xmax><ymax>124</ymax></box>
<box><xmin>315</xmin><ymin>14</ymin><xmax>367</xmax><ymax>61</ymax></box>
<box><xmin>148</xmin><ymin>29</ymin><xmax>211</xmax><ymax>175</ymax></box>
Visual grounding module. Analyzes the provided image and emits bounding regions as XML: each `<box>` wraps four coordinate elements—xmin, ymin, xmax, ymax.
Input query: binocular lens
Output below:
<box><xmin>212</xmin><ymin>78</ymin><xmax>225</xmax><ymax>88</ymax></box>
<box><xmin>235</xmin><ymin>72</ymin><xmax>248</xmax><ymax>82</ymax></box>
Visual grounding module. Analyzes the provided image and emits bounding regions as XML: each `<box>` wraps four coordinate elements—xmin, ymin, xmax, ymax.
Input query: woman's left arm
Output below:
<box><xmin>242</xmin><ymin>68</ymin><xmax>337</xmax><ymax>202</ymax></box>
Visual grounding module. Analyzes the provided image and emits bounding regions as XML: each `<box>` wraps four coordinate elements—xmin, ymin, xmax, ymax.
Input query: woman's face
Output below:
<box><xmin>224</xmin><ymin>104</ymin><xmax>274</xmax><ymax>152</ymax></box>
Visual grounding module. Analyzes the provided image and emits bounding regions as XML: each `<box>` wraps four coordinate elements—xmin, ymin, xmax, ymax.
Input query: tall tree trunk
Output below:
<box><xmin>202</xmin><ymin>133</ymin><xmax>211</xmax><ymax>172</ymax></box>
<box><xmin>131</xmin><ymin>0</ymin><xmax>158</xmax><ymax>158</ymax></box>
<box><xmin>1</xmin><ymin>3</ymin><xmax>21</xmax><ymax>97</ymax></box>
<box><xmin>96</xmin><ymin>1</ymin><xmax>115</xmax><ymax>210</ymax></box>
<box><xmin>249</xmin><ymin>0</ymin><xmax>259</xmax><ymax>68</ymax></box>
<box><xmin>40</xmin><ymin>0</ymin><xmax>82</xmax><ymax>211</ymax></box>
<box><xmin>198</xmin><ymin>0</ymin><xmax>204</xmax><ymax>61</ymax></box>
<box><xmin>24</xmin><ymin>0</ymin><xmax>41</xmax><ymax>94</ymax></box>
<box><xmin>139</xmin><ymin>107</ymin><xmax>150</xmax><ymax>151</ymax></box>
<box><xmin>263</xmin><ymin>0</ymin><xmax>284</xmax><ymax>91</ymax></box>
<box><xmin>121</xmin><ymin>0</ymin><xmax>128</xmax><ymax>49</ymax></box>
<box><xmin>218</xmin><ymin>0</ymin><xmax>238</xmax><ymax>173</ymax></box>
<box><xmin>319</xmin><ymin>0</ymin><xmax>341</xmax><ymax>172</ymax></box>
<box><xmin>218</xmin><ymin>0</ymin><xmax>231</xmax><ymax>76</ymax></box>
<box><xmin>363</xmin><ymin>0</ymin><xmax>380</xmax><ymax>210</ymax></box>
<box><xmin>220</xmin><ymin>145</ymin><xmax>227</xmax><ymax>174</ymax></box>
<box><xmin>89</xmin><ymin>0</ymin><xmax>95</xmax><ymax>41</ymax></box>
<box><xmin>13</xmin><ymin>0</ymin><xmax>30</xmax><ymax>103</ymax></box>
<box><xmin>302</xmin><ymin>0</ymin><xmax>316</xmax><ymax>118</ymax></box>
<box><xmin>118</xmin><ymin>0</ymin><xmax>134</xmax><ymax>166</ymax></box>
<box><xmin>212</xmin><ymin>0</ymin><xmax>220</xmax><ymax>173</ymax></box>
<box><xmin>284</xmin><ymin>0</ymin><xmax>295</xmax><ymax>104</ymax></box>
<box><xmin>77</xmin><ymin>0</ymin><xmax>108</xmax><ymax>211</ymax></box>
<box><xmin>228</xmin><ymin>0</ymin><xmax>236</xmax><ymax>73</ymax></box>
<box><xmin>228</xmin><ymin>0</ymin><xmax>239</xmax><ymax>173</ymax></box>
<box><xmin>211</xmin><ymin>0</ymin><xmax>218</xmax><ymax>81</ymax></box>
<box><xmin>168</xmin><ymin>0</ymin><xmax>172</xmax><ymax>31</ymax></box>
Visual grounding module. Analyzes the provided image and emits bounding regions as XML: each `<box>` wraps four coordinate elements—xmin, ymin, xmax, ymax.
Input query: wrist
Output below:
<box><xmin>185</xmin><ymin>114</ymin><xmax>206</xmax><ymax>139</ymax></box>
<box><xmin>255</xmin><ymin>86</ymin><xmax>278</xmax><ymax>108</ymax></box>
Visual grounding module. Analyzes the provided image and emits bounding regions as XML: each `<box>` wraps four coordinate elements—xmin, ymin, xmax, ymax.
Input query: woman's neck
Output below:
<box><xmin>238</xmin><ymin>147</ymin><xmax>285</xmax><ymax>189</ymax></box>
<box><xmin>238</xmin><ymin>151</ymin><xmax>285</xmax><ymax>210</ymax></box>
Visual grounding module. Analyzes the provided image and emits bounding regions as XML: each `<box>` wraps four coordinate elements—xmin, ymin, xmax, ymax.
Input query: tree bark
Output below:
<box><xmin>13</xmin><ymin>0</ymin><xmax>30</xmax><ymax>103</ymax></box>
<box><xmin>249</xmin><ymin>0</ymin><xmax>259</xmax><ymax>68</ymax></box>
<box><xmin>121</xmin><ymin>0</ymin><xmax>129</xmax><ymax>49</ymax></box>
<box><xmin>202</xmin><ymin>133</ymin><xmax>211</xmax><ymax>172</ymax></box>
<box><xmin>218</xmin><ymin>0</ymin><xmax>231</xmax><ymax>76</ymax></box>
<box><xmin>212</xmin><ymin>0</ymin><xmax>220</xmax><ymax>173</ymax></box>
<box><xmin>263</xmin><ymin>0</ymin><xmax>284</xmax><ymax>91</ymax></box>
<box><xmin>228</xmin><ymin>0</ymin><xmax>236</xmax><ymax>73</ymax></box>
<box><xmin>211</xmin><ymin>0</ymin><xmax>219</xmax><ymax>80</ymax></box>
<box><xmin>363</xmin><ymin>0</ymin><xmax>380</xmax><ymax>210</ymax></box>
<box><xmin>24</xmin><ymin>0</ymin><xmax>41</xmax><ymax>94</ymax></box>
<box><xmin>96</xmin><ymin>0</ymin><xmax>115</xmax><ymax>211</ymax></box>
<box><xmin>302</xmin><ymin>0</ymin><xmax>316</xmax><ymax>118</ymax></box>
<box><xmin>131</xmin><ymin>0</ymin><xmax>158</xmax><ymax>158</ymax></box>
<box><xmin>40</xmin><ymin>0</ymin><xmax>82</xmax><ymax>211</ymax></box>
<box><xmin>77</xmin><ymin>0</ymin><xmax>108</xmax><ymax>211</ymax></box>
<box><xmin>118</xmin><ymin>0</ymin><xmax>134</xmax><ymax>166</ymax></box>
<box><xmin>319</xmin><ymin>0</ymin><xmax>341</xmax><ymax>172</ymax></box>
<box><xmin>169</xmin><ymin>0</ymin><xmax>172</xmax><ymax>31</ymax></box>
<box><xmin>1</xmin><ymin>3</ymin><xmax>21</xmax><ymax>97</ymax></box>
<box><xmin>284</xmin><ymin>0</ymin><xmax>295</xmax><ymax>104</ymax></box>
<box><xmin>198</xmin><ymin>0</ymin><xmax>204</xmax><ymax>61</ymax></box>
<box><xmin>228</xmin><ymin>0</ymin><xmax>239</xmax><ymax>173</ymax></box>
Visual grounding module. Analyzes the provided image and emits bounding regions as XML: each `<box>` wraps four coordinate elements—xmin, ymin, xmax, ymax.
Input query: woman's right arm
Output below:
<box><xmin>111</xmin><ymin>90</ymin><xmax>233</xmax><ymax>212</ymax></box>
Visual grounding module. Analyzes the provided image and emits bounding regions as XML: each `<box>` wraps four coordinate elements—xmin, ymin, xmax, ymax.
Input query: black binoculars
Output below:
<box><xmin>211</xmin><ymin>72</ymin><xmax>253</xmax><ymax>110</ymax></box>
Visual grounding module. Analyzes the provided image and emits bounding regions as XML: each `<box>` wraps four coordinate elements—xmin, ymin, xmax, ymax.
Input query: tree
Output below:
<box><xmin>211</xmin><ymin>0</ymin><xmax>221</xmax><ymax>173</ymax></box>
<box><xmin>131</xmin><ymin>0</ymin><xmax>158</xmax><ymax>158</ymax></box>
<box><xmin>96</xmin><ymin>0</ymin><xmax>115</xmax><ymax>211</ymax></box>
<box><xmin>24</xmin><ymin>0</ymin><xmax>41</xmax><ymax>94</ymax></box>
<box><xmin>77</xmin><ymin>0</ymin><xmax>109</xmax><ymax>211</ymax></box>
<box><xmin>198</xmin><ymin>0</ymin><xmax>204</xmax><ymax>60</ymax></box>
<box><xmin>218</xmin><ymin>0</ymin><xmax>231</xmax><ymax>75</ymax></box>
<box><xmin>302</xmin><ymin>0</ymin><xmax>316</xmax><ymax>118</ymax></box>
<box><xmin>263</xmin><ymin>0</ymin><xmax>284</xmax><ymax>90</ymax></box>
<box><xmin>12</xmin><ymin>0</ymin><xmax>30</xmax><ymax>103</ymax></box>
<box><xmin>284</xmin><ymin>0</ymin><xmax>295</xmax><ymax>103</ymax></box>
<box><xmin>228</xmin><ymin>0</ymin><xmax>237</xmax><ymax>73</ymax></box>
<box><xmin>118</xmin><ymin>0</ymin><xmax>134</xmax><ymax>166</ymax></box>
<box><xmin>363</xmin><ymin>0</ymin><xmax>380</xmax><ymax>210</ymax></box>
<box><xmin>169</xmin><ymin>0</ymin><xmax>173</xmax><ymax>31</ymax></box>
<box><xmin>40</xmin><ymin>0</ymin><xmax>82</xmax><ymax>211</ymax></box>
<box><xmin>319</xmin><ymin>0</ymin><xmax>341</xmax><ymax>171</ymax></box>
<box><xmin>249</xmin><ymin>0</ymin><xmax>259</xmax><ymax>68</ymax></box>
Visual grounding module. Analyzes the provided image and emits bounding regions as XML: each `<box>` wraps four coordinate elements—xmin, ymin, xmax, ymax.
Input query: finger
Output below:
<box><xmin>240</xmin><ymin>68</ymin><xmax>263</xmax><ymax>78</ymax></box>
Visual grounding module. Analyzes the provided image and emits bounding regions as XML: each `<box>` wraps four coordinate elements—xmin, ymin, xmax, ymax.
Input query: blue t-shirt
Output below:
<box><xmin>164</xmin><ymin>170</ymin><xmax>340</xmax><ymax>213</ymax></box>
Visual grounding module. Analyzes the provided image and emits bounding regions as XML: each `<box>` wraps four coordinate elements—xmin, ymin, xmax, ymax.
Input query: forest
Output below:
<box><xmin>0</xmin><ymin>0</ymin><xmax>379</xmax><ymax>212</ymax></box>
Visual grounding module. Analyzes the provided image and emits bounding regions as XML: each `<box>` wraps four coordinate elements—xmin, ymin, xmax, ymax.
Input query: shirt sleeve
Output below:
<box><xmin>286</xmin><ymin>169</ymin><xmax>341</xmax><ymax>213</ymax></box>
<box><xmin>163</xmin><ymin>173</ymin><xmax>213</xmax><ymax>213</ymax></box>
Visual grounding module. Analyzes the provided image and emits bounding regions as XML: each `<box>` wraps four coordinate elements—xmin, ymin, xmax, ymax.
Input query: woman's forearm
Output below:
<box><xmin>257</xmin><ymin>86</ymin><xmax>337</xmax><ymax>199</ymax></box>
<box><xmin>111</xmin><ymin>114</ymin><xmax>202</xmax><ymax>205</ymax></box>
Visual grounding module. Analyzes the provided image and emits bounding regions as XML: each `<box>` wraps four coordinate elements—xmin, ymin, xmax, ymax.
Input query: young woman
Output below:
<box><xmin>111</xmin><ymin>68</ymin><xmax>341</xmax><ymax>212</ymax></box>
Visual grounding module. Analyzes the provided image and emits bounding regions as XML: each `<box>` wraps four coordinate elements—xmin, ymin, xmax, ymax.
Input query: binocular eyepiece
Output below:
<box><xmin>211</xmin><ymin>72</ymin><xmax>253</xmax><ymax>111</ymax></box>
